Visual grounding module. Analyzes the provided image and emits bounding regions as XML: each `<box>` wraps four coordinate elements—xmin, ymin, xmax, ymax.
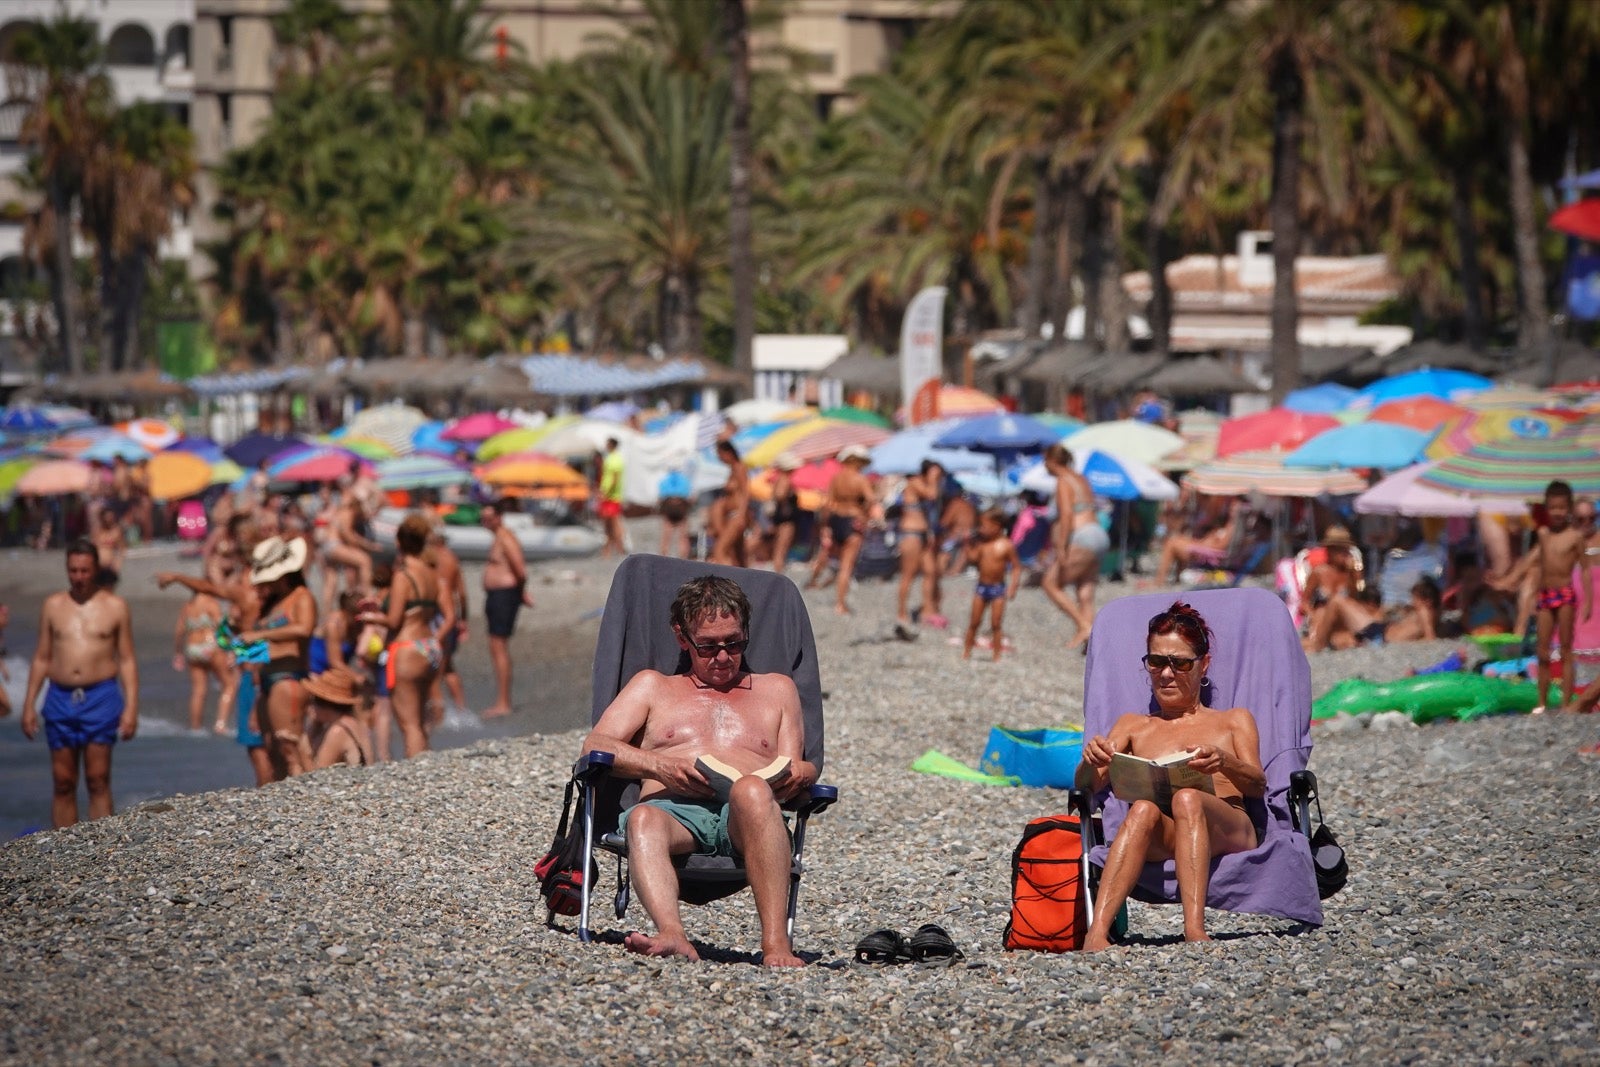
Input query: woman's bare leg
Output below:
<box><xmin>835</xmin><ymin>535</ymin><xmax>863</xmax><ymax>614</ymax></box>
<box><xmin>1043</xmin><ymin>558</ymin><xmax>1090</xmax><ymax>638</ymax></box>
<box><xmin>1083</xmin><ymin>800</ymin><xmax>1172</xmax><ymax>951</ymax></box>
<box><xmin>390</xmin><ymin>655</ymin><xmax>433</xmax><ymax>758</ymax></box>
<box><xmin>266</xmin><ymin>680</ymin><xmax>307</xmax><ymax>778</ymax></box>
<box><xmin>895</xmin><ymin>534</ymin><xmax>922</xmax><ymax>625</ymax></box>
<box><xmin>922</xmin><ymin>544</ymin><xmax>943</xmax><ymax>619</ymax></box>
<box><xmin>372</xmin><ymin>696</ymin><xmax>394</xmax><ymax>762</ymax></box>
<box><xmin>771</xmin><ymin>523</ymin><xmax>795</xmax><ymax>574</ymax></box>
<box><xmin>213</xmin><ymin>655</ymin><xmax>237</xmax><ymax>735</ymax></box>
<box><xmin>1169</xmin><ymin>788</ymin><xmax>1258</xmax><ymax>942</ymax></box>
<box><xmin>187</xmin><ymin>664</ymin><xmax>209</xmax><ymax>731</ymax></box>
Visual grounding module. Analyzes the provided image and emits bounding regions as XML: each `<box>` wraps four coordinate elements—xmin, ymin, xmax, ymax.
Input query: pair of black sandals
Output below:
<box><xmin>854</xmin><ymin>924</ymin><xmax>964</xmax><ymax>967</ymax></box>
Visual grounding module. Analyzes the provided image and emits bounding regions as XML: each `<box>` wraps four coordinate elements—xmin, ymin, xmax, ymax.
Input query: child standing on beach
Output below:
<box><xmin>963</xmin><ymin>509</ymin><xmax>1021</xmax><ymax>662</ymax></box>
<box><xmin>172</xmin><ymin>588</ymin><xmax>237</xmax><ymax>733</ymax></box>
<box><xmin>1493</xmin><ymin>480</ymin><xmax>1592</xmax><ymax>708</ymax></box>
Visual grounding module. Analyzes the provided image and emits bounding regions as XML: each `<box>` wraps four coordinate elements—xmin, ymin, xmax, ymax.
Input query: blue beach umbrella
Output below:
<box><xmin>1284</xmin><ymin>423</ymin><xmax>1429</xmax><ymax>470</ymax></box>
<box><xmin>1349</xmin><ymin>369</ymin><xmax>1491</xmax><ymax>410</ymax></box>
<box><xmin>79</xmin><ymin>434</ymin><xmax>153</xmax><ymax>463</ymax></box>
<box><xmin>1283</xmin><ymin>382</ymin><xmax>1358</xmax><ymax>414</ymax></box>
<box><xmin>225</xmin><ymin>432</ymin><xmax>307</xmax><ymax>468</ymax></box>
<box><xmin>933</xmin><ymin>412</ymin><xmax>1060</xmax><ymax>453</ymax></box>
<box><xmin>164</xmin><ymin>436</ymin><xmax>225</xmax><ymax>463</ymax></box>
<box><xmin>376</xmin><ymin>454</ymin><xmax>469</xmax><ymax>491</ymax></box>
<box><xmin>868</xmin><ymin>418</ymin><xmax>992</xmax><ymax>475</ymax></box>
<box><xmin>1019</xmin><ymin>451</ymin><xmax>1179</xmax><ymax>501</ymax></box>
<box><xmin>410</xmin><ymin>420</ymin><xmax>450</xmax><ymax>455</ymax></box>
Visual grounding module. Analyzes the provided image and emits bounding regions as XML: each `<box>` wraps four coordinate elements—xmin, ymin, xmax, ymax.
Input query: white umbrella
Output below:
<box><xmin>1061</xmin><ymin>419</ymin><xmax>1184</xmax><ymax>466</ymax></box>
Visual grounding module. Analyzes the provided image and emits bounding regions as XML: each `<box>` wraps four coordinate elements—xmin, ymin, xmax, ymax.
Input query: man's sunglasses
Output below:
<box><xmin>1142</xmin><ymin>654</ymin><xmax>1198</xmax><ymax>673</ymax></box>
<box><xmin>687</xmin><ymin>636</ymin><xmax>749</xmax><ymax>658</ymax></box>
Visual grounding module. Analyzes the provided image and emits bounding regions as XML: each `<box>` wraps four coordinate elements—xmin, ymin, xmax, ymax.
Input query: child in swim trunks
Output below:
<box><xmin>1492</xmin><ymin>480</ymin><xmax>1592</xmax><ymax>708</ymax></box>
<box><xmin>963</xmin><ymin>509</ymin><xmax>1021</xmax><ymax>662</ymax></box>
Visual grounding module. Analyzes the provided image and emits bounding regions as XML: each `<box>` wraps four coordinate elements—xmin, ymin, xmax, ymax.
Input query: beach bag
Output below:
<box><xmin>1004</xmin><ymin>815</ymin><xmax>1087</xmax><ymax>952</ymax></box>
<box><xmin>980</xmin><ymin>727</ymin><xmax>1084</xmax><ymax>789</ymax></box>
<box><xmin>534</xmin><ymin>779</ymin><xmax>591</xmax><ymax>916</ymax></box>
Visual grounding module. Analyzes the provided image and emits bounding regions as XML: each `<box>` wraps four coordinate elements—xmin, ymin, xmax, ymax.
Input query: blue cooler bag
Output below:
<box><xmin>979</xmin><ymin>727</ymin><xmax>1084</xmax><ymax>789</ymax></box>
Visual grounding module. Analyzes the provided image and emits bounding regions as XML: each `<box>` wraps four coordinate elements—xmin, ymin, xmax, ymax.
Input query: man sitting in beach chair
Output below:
<box><xmin>574</xmin><ymin>557</ymin><xmax>835</xmax><ymax>967</ymax></box>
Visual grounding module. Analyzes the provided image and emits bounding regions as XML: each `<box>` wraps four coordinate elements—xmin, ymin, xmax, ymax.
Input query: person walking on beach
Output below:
<box><xmin>814</xmin><ymin>445</ymin><xmax>875</xmax><ymax>615</ymax></box>
<box><xmin>360</xmin><ymin>513</ymin><xmax>449</xmax><ymax>758</ymax></box>
<box><xmin>582</xmin><ymin>575</ymin><xmax>816</xmax><ymax>967</ymax></box>
<box><xmin>480</xmin><ymin>499</ymin><xmax>531</xmax><ymax>719</ymax></box>
<box><xmin>893</xmin><ymin>459</ymin><xmax>945</xmax><ymax>639</ymax></box>
<box><xmin>19</xmin><ymin>540</ymin><xmax>139</xmax><ymax>828</ymax></box>
<box><xmin>707</xmin><ymin>440</ymin><xmax>750</xmax><ymax>566</ymax></box>
<box><xmin>1492</xmin><ymin>480</ymin><xmax>1592</xmax><ymax>709</ymax></box>
<box><xmin>1041</xmin><ymin>445</ymin><xmax>1107</xmax><ymax>649</ymax></box>
<box><xmin>598</xmin><ymin>437</ymin><xmax>627</xmax><ymax>558</ymax></box>
<box><xmin>427</xmin><ymin>522</ymin><xmax>469</xmax><ymax>720</ymax></box>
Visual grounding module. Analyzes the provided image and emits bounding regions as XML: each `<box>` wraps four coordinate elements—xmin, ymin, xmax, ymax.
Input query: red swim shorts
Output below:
<box><xmin>1538</xmin><ymin>585</ymin><xmax>1578</xmax><ymax>611</ymax></box>
<box><xmin>598</xmin><ymin>500</ymin><xmax>623</xmax><ymax>520</ymax></box>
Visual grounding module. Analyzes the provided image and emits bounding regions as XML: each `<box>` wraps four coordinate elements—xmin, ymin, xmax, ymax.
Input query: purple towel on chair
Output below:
<box><xmin>1083</xmin><ymin>587</ymin><xmax>1322</xmax><ymax>925</ymax></box>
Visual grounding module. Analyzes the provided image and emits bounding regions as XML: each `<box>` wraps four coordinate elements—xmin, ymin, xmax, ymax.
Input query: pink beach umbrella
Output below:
<box><xmin>442</xmin><ymin>412</ymin><xmax>520</xmax><ymax>442</ymax></box>
<box><xmin>16</xmin><ymin>458</ymin><xmax>92</xmax><ymax>496</ymax></box>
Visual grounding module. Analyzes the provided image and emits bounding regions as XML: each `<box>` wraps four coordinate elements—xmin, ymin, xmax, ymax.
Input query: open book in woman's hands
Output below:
<box><xmin>693</xmin><ymin>755</ymin><xmax>793</xmax><ymax>802</ymax></box>
<box><xmin>1108</xmin><ymin>750</ymin><xmax>1214</xmax><ymax>815</ymax></box>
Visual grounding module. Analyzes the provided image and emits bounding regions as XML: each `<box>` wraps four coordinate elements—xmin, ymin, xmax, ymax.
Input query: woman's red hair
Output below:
<box><xmin>1147</xmin><ymin>600</ymin><xmax>1212</xmax><ymax>656</ymax></box>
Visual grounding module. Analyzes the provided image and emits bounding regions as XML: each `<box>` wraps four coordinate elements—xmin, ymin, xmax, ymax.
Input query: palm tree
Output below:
<box><xmin>80</xmin><ymin>102</ymin><xmax>197</xmax><ymax>369</ymax></box>
<box><xmin>723</xmin><ymin>0</ymin><xmax>755</xmax><ymax>384</ymax></box>
<box><xmin>1109</xmin><ymin>0</ymin><xmax>1419</xmax><ymax>400</ymax></box>
<box><xmin>7</xmin><ymin>14</ymin><xmax>111</xmax><ymax>374</ymax></box>
<box><xmin>370</xmin><ymin>0</ymin><xmax>519</xmax><ymax>132</ymax></box>
<box><xmin>509</xmin><ymin>57</ymin><xmax>733</xmax><ymax>354</ymax></box>
<box><xmin>270</xmin><ymin>0</ymin><xmax>361</xmax><ymax>79</ymax></box>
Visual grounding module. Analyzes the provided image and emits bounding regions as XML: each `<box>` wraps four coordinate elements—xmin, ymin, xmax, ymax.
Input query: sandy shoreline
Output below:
<box><xmin>3</xmin><ymin>549</ymin><xmax>1600</xmax><ymax>1063</ymax></box>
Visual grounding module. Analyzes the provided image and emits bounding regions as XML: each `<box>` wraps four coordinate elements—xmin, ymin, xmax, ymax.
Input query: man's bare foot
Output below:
<box><xmin>624</xmin><ymin>930</ymin><xmax>700</xmax><ymax>961</ymax></box>
<box><xmin>1081</xmin><ymin>931</ymin><xmax>1112</xmax><ymax>952</ymax></box>
<box><xmin>1067</xmin><ymin>628</ymin><xmax>1091</xmax><ymax>650</ymax></box>
<box><xmin>480</xmin><ymin>705</ymin><xmax>512</xmax><ymax>719</ymax></box>
<box><xmin>835</xmin><ymin>604</ymin><xmax>851</xmax><ymax>616</ymax></box>
<box><xmin>761</xmin><ymin>945</ymin><xmax>806</xmax><ymax>968</ymax></box>
<box><xmin>213</xmin><ymin>721</ymin><xmax>230</xmax><ymax>736</ymax></box>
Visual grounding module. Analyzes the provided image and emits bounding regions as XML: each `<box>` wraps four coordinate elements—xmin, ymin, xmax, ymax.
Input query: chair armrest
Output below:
<box><xmin>573</xmin><ymin>750</ymin><xmax>615</xmax><ymax>783</ymax></box>
<box><xmin>1288</xmin><ymin>769</ymin><xmax>1317</xmax><ymax>836</ymax></box>
<box><xmin>794</xmin><ymin>783</ymin><xmax>838</xmax><ymax>818</ymax></box>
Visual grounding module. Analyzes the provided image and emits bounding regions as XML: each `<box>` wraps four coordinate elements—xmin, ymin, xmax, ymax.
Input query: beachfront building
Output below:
<box><xmin>1121</xmin><ymin>231</ymin><xmax>1414</xmax><ymax>392</ymax></box>
<box><xmin>752</xmin><ymin>334</ymin><xmax>849</xmax><ymax>408</ymax></box>
<box><xmin>0</xmin><ymin>0</ymin><xmax>196</xmax><ymax>370</ymax></box>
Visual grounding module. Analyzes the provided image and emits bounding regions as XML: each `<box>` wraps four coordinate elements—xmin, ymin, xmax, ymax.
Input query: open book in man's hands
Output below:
<box><xmin>1108</xmin><ymin>750</ymin><xmax>1214</xmax><ymax>815</ymax></box>
<box><xmin>694</xmin><ymin>755</ymin><xmax>793</xmax><ymax>802</ymax></box>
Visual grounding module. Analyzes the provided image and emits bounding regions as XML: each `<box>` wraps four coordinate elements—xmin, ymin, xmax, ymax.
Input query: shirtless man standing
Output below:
<box><xmin>19</xmin><ymin>539</ymin><xmax>139</xmax><ymax>827</ymax></box>
<box><xmin>480</xmin><ymin>498</ymin><xmax>532</xmax><ymax>719</ymax></box>
<box><xmin>582</xmin><ymin>576</ymin><xmax>817</xmax><ymax>967</ymax></box>
<box><xmin>323</xmin><ymin>492</ymin><xmax>380</xmax><ymax>606</ymax></box>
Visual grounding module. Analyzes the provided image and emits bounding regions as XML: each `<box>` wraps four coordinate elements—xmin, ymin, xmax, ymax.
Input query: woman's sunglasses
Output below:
<box><xmin>688</xmin><ymin>636</ymin><xmax>749</xmax><ymax>658</ymax></box>
<box><xmin>1142</xmin><ymin>654</ymin><xmax>1198</xmax><ymax>673</ymax></box>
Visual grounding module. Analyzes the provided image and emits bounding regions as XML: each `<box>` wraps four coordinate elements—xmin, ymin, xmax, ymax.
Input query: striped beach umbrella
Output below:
<box><xmin>476</xmin><ymin>416</ymin><xmax>576</xmax><ymax>462</ymax></box>
<box><xmin>1456</xmin><ymin>386</ymin><xmax>1561</xmax><ymax>410</ymax></box>
<box><xmin>742</xmin><ymin>416</ymin><xmax>891</xmax><ymax>467</ymax></box>
<box><xmin>1355</xmin><ymin>461</ymin><xmax>1528</xmax><ymax>518</ymax></box>
<box><xmin>345</xmin><ymin>403</ymin><xmax>427</xmax><ymax>455</ymax></box>
<box><xmin>1422</xmin><ymin>407</ymin><xmax>1587</xmax><ymax>461</ymax></box>
<box><xmin>376</xmin><ymin>454</ymin><xmax>470</xmax><ymax>491</ymax></box>
<box><xmin>1417</xmin><ymin>417</ymin><xmax>1600</xmax><ymax>497</ymax></box>
<box><xmin>268</xmin><ymin>445</ymin><xmax>366</xmax><ymax>484</ymax></box>
<box><xmin>894</xmin><ymin>384</ymin><xmax>1004</xmax><ymax>422</ymax></box>
<box><xmin>331</xmin><ymin>435</ymin><xmax>397</xmax><ymax>461</ymax></box>
<box><xmin>819</xmin><ymin>405</ymin><xmax>892</xmax><ymax>429</ymax></box>
<box><xmin>1182</xmin><ymin>451</ymin><xmax>1367</xmax><ymax>498</ymax></box>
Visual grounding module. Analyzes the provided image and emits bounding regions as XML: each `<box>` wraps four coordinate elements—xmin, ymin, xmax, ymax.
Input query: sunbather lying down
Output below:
<box><xmin>1303</xmin><ymin>579</ymin><xmax>1440</xmax><ymax>653</ymax></box>
<box><xmin>581</xmin><ymin>576</ymin><xmax>818</xmax><ymax>967</ymax></box>
<box><xmin>1078</xmin><ymin>601</ymin><xmax>1266</xmax><ymax>950</ymax></box>
<box><xmin>1153</xmin><ymin>516</ymin><xmax>1237</xmax><ymax>584</ymax></box>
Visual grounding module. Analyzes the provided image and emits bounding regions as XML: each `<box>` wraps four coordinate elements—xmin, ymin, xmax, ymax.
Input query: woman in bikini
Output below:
<box><xmin>768</xmin><ymin>453</ymin><xmax>802</xmax><ymax>573</ymax></box>
<box><xmin>361</xmin><ymin>512</ymin><xmax>450</xmax><ymax>758</ymax></box>
<box><xmin>708</xmin><ymin>440</ymin><xmax>750</xmax><ymax>566</ymax></box>
<box><xmin>323</xmin><ymin>493</ymin><xmax>380</xmax><ymax>608</ymax></box>
<box><xmin>1079</xmin><ymin>601</ymin><xmax>1265</xmax><ymax>949</ymax></box>
<box><xmin>236</xmin><ymin>537</ymin><xmax>318</xmax><ymax>779</ymax></box>
<box><xmin>894</xmin><ymin>459</ymin><xmax>946</xmax><ymax>638</ymax></box>
<box><xmin>1041</xmin><ymin>444</ymin><xmax>1107</xmax><ymax>648</ymax></box>
<box><xmin>172</xmin><ymin>587</ymin><xmax>237</xmax><ymax>734</ymax></box>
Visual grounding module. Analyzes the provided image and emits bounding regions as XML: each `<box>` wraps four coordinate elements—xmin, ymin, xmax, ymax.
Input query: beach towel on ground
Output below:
<box><xmin>1083</xmin><ymin>587</ymin><xmax>1323</xmax><ymax>926</ymax></box>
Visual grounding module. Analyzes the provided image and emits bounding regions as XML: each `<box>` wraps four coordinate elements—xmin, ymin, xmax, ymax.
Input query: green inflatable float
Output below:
<box><xmin>1312</xmin><ymin>672</ymin><xmax>1543</xmax><ymax>724</ymax></box>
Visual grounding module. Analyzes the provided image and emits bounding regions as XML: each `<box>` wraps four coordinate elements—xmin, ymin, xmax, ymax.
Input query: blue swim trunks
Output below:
<box><xmin>976</xmin><ymin>582</ymin><xmax>1007</xmax><ymax>603</ymax></box>
<box><xmin>42</xmin><ymin>678</ymin><xmax>124</xmax><ymax>750</ymax></box>
<box><xmin>235</xmin><ymin>671</ymin><xmax>264</xmax><ymax>748</ymax></box>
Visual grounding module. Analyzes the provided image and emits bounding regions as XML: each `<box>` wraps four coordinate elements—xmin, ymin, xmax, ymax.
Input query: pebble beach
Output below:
<box><xmin>4</xmin><ymin>554</ymin><xmax>1600</xmax><ymax>1065</ymax></box>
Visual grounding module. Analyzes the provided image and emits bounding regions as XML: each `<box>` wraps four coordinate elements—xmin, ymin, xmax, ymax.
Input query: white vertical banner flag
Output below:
<box><xmin>899</xmin><ymin>285</ymin><xmax>947</xmax><ymax>425</ymax></box>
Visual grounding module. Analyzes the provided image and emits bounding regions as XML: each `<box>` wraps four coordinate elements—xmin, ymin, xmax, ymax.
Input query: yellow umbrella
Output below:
<box><xmin>208</xmin><ymin>458</ymin><xmax>245</xmax><ymax>485</ymax></box>
<box><xmin>476</xmin><ymin>417</ymin><xmax>578</xmax><ymax>462</ymax></box>
<box><xmin>0</xmin><ymin>456</ymin><xmax>42</xmax><ymax>497</ymax></box>
<box><xmin>475</xmin><ymin>455</ymin><xmax>589</xmax><ymax>490</ymax></box>
<box><xmin>329</xmin><ymin>434</ymin><xmax>397</xmax><ymax>460</ymax></box>
<box><xmin>147</xmin><ymin>451</ymin><xmax>212</xmax><ymax>501</ymax></box>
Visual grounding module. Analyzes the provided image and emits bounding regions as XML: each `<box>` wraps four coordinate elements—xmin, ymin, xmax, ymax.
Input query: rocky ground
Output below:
<box><xmin>3</xmin><ymin>562</ymin><xmax>1599</xmax><ymax>1065</ymax></box>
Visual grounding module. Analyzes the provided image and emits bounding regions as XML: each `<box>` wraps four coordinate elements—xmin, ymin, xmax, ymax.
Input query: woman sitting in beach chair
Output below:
<box><xmin>1071</xmin><ymin>587</ymin><xmax>1328</xmax><ymax>948</ymax></box>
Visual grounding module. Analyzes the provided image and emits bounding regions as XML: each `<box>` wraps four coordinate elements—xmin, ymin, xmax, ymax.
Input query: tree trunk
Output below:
<box><xmin>1448</xmin><ymin>169</ymin><xmax>1486</xmax><ymax>351</ymax></box>
<box><xmin>1506</xmin><ymin>123</ymin><xmax>1551</xmax><ymax>376</ymax></box>
<box><xmin>1268</xmin><ymin>46</ymin><xmax>1305</xmax><ymax>403</ymax></box>
<box><xmin>47</xmin><ymin>182</ymin><xmax>84</xmax><ymax>375</ymax></box>
<box><xmin>1080</xmin><ymin>188</ymin><xmax>1105</xmax><ymax>350</ymax></box>
<box><xmin>723</xmin><ymin>0</ymin><xmax>754</xmax><ymax>388</ymax></box>
<box><xmin>110</xmin><ymin>250</ymin><xmax>149</xmax><ymax>370</ymax></box>
<box><xmin>96</xmin><ymin>234</ymin><xmax>119</xmax><ymax>371</ymax></box>
<box><xmin>1050</xmin><ymin>174</ymin><xmax>1083</xmax><ymax>338</ymax></box>
<box><xmin>1097</xmin><ymin>184</ymin><xmax>1129</xmax><ymax>353</ymax></box>
<box><xmin>1019</xmin><ymin>156</ymin><xmax>1052</xmax><ymax>337</ymax></box>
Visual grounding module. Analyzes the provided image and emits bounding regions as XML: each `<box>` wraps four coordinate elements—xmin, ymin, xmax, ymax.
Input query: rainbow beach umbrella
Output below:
<box><xmin>1417</xmin><ymin>417</ymin><xmax>1600</xmax><ymax>497</ymax></box>
<box><xmin>742</xmin><ymin>416</ymin><xmax>891</xmax><ymax>467</ymax></box>
<box><xmin>1423</xmin><ymin>407</ymin><xmax>1587</xmax><ymax>461</ymax></box>
<box><xmin>1182</xmin><ymin>451</ymin><xmax>1366</xmax><ymax>498</ymax></box>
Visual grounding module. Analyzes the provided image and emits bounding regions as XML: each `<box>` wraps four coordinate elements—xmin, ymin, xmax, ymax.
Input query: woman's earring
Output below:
<box><xmin>1201</xmin><ymin>675</ymin><xmax>1212</xmax><ymax>687</ymax></box>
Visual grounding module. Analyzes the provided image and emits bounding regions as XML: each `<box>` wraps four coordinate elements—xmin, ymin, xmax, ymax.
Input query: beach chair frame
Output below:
<box><xmin>565</xmin><ymin>554</ymin><xmax>838</xmax><ymax>944</ymax></box>
<box><xmin>1068</xmin><ymin>587</ymin><xmax>1327</xmax><ymax>936</ymax></box>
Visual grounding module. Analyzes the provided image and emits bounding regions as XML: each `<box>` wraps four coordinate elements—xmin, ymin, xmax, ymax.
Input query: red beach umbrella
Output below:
<box><xmin>1216</xmin><ymin>408</ymin><xmax>1339</xmax><ymax>459</ymax></box>
<box><xmin>1548</xmin><ymin>199</ymin><xmax>1600</xmax><ymax>243</ymax></box>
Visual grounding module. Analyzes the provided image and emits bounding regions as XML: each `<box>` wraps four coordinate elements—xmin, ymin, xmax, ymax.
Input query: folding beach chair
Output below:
<box><xmin>567</xmin><ymin>554</ymin><xmax>838</xmax><ymax>943</ymax></box>
<box><xmin>1068</xmin><ymin>587</ymin><xmax>1329</xmax><ymax>935</ymax></box>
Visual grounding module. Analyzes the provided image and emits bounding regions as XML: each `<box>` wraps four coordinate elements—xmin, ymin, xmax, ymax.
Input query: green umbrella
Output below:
<box><xmin>0</xmin><ymin>456</ymin><xmax>40</xmax><ymax>497</ymax></box>
<box><xmin>819</xmin><ymin>405</ymin><xmax>891</xmax><ymax>429</ymax></box>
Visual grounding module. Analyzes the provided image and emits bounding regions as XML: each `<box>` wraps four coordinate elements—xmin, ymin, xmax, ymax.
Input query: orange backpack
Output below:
<box><xmin>1003</xmin><ymin>815</ymin><xmax>1087</xmax><ymax>952</ymax></box>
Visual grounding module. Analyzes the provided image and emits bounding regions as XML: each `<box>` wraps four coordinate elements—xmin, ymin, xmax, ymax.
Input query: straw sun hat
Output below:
<box><xmin>249</xmin><ymin>536</ymin><xmax>309</xmax><ymax>585</ymax></box>
<box><xmin>303</xmin><ymin>668</ymin><xmax>361</xmax><ymax>707</ymax></box>
<box><xmin>775</xmin><ymin>452</ymin><xmax>803</xmax><ymax>471</ymax></box>
<box><xmin>837</xmin><ymin>444</ymin><xmax>872</xmax><ymax>464</ymax></box>
<box><xmin>1320</xmin><ymin>525</ymin><xmax>1356</xmax><ymax>548</ymax></box>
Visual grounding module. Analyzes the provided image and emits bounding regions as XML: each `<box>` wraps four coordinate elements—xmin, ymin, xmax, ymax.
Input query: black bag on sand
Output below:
<box><xmin>1310</xmin><ymin>823</ymin><xmax>1349</xmax><ymax>900</ymax></box>
<box><xmin>535</xmin><ymin>779</ymin><xmax>592</xmax><ymax>916</ymax></box>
